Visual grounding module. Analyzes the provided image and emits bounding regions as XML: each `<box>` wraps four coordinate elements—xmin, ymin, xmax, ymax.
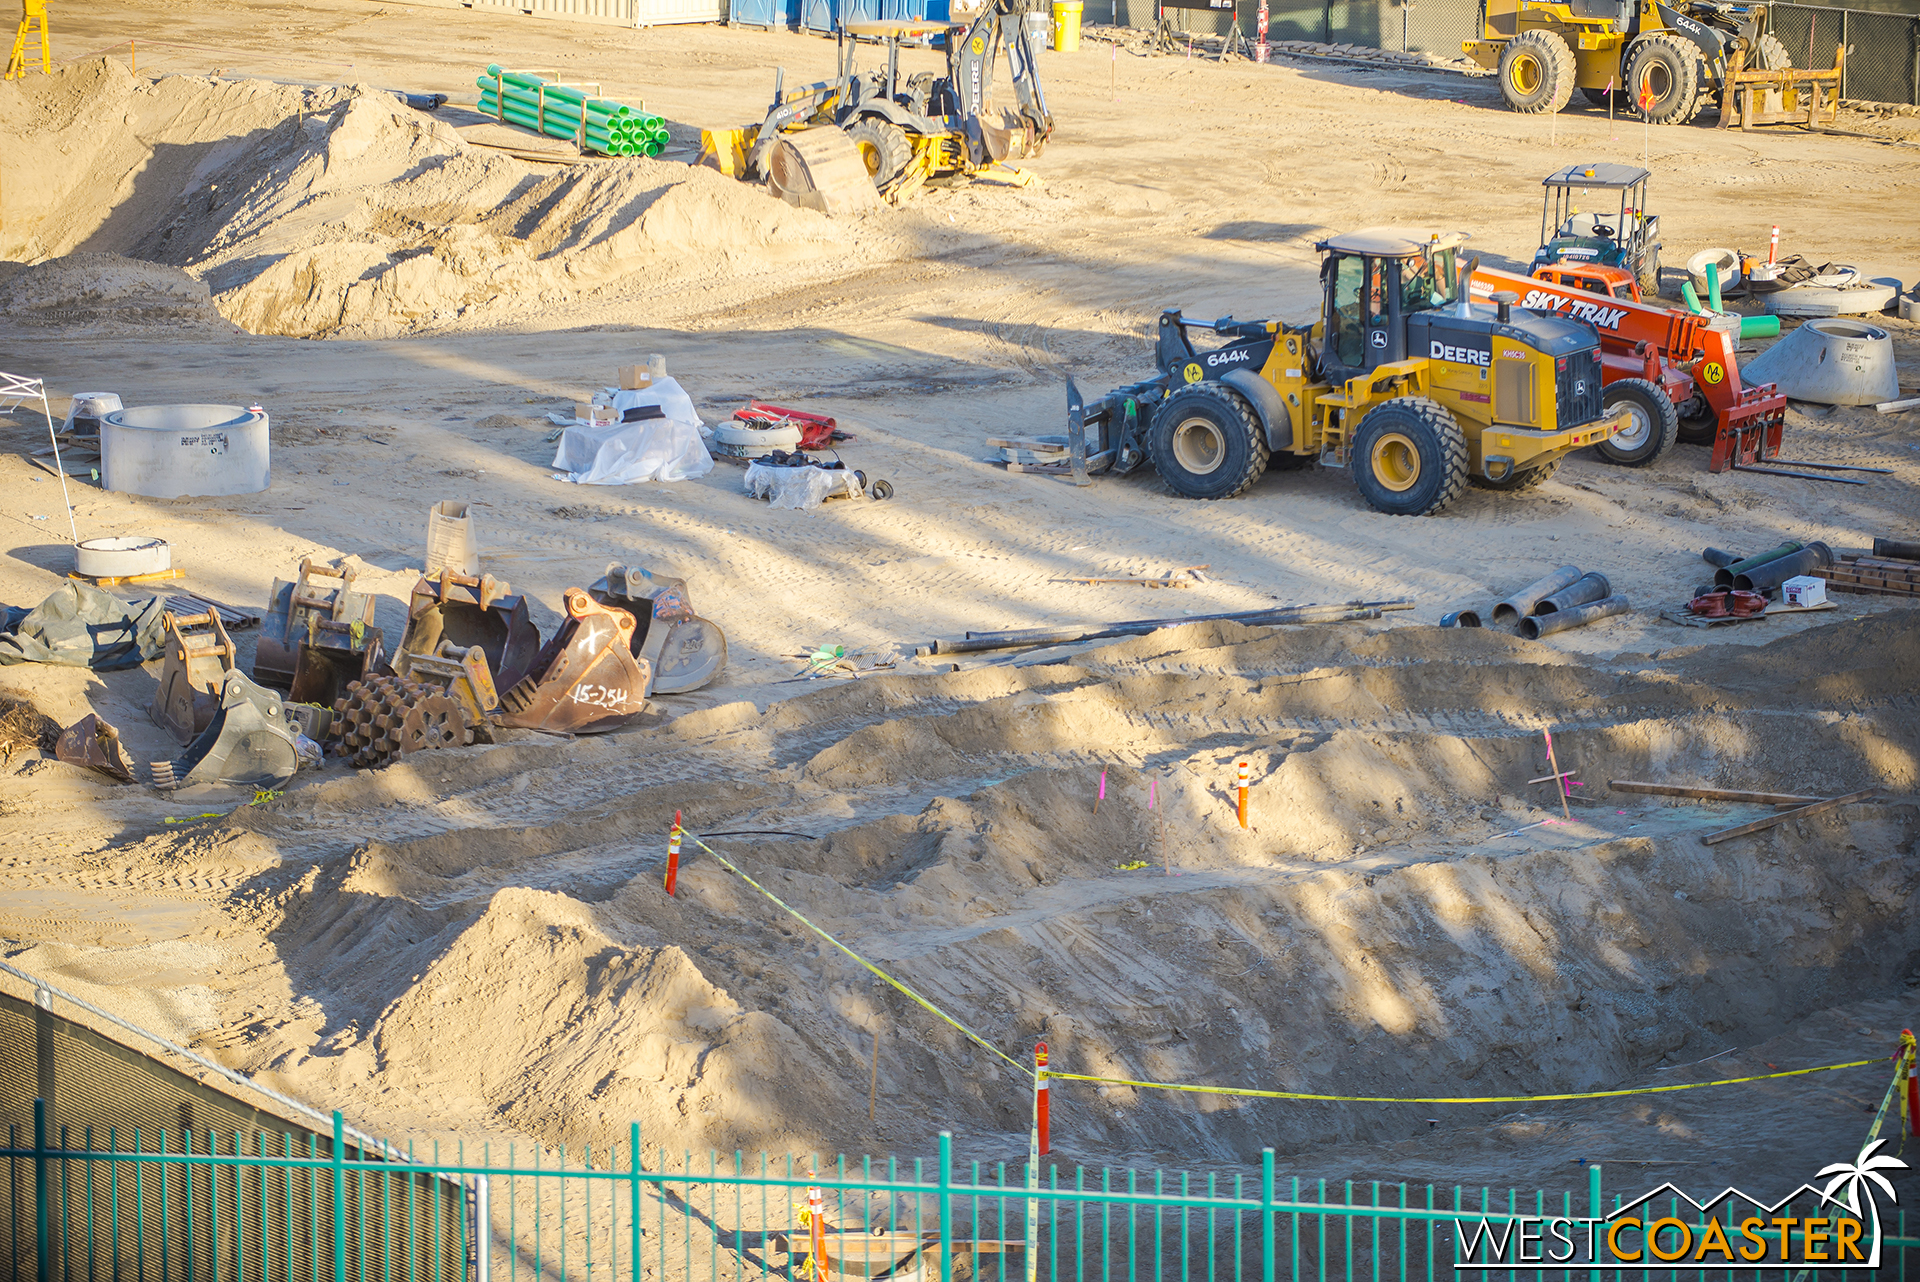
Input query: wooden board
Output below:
<box><xmin>1660</xmin><ymin>600</ymin><xmax>1835</xmax><ymax>628</ymax></box>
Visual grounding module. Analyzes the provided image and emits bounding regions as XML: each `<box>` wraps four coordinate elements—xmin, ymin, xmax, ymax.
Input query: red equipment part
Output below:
<box><xmin>1470</xmin><ymin>263</ymin><xmax>1786</xmax><ymax>474</ymax></box>
<box><xmin>733</xmin><ymin>402</ymin><xmax>846</xmax><ymax>451</ymax></box>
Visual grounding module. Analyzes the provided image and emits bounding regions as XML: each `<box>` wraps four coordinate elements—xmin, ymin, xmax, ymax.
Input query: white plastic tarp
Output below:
<box><xmin>744</xmin><ymin>461</ymin><xmax>858</xmax><ymax>510</ymax></box>
<box><xmin>551</xmin><ymin>376</ymin><xmax>714</xmax><ymax>485</ymax></box>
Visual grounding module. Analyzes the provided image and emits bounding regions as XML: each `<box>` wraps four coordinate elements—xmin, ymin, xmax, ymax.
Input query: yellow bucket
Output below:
<box><xmin>1052</xmin><ymin>0</ymin><xmax>1083</xmax><ymax>51</ymax></box>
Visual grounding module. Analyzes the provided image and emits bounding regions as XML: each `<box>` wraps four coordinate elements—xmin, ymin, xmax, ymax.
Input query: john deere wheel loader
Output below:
<box><xmin>1466</xmin><ymin>0</ymin><xmax>1793</xmax><ymax>123</ymax></box>
<box><xmin>1065</xmin><ymin>229</ymin><xmax>1627</xmax><ymax>516</ymax></box>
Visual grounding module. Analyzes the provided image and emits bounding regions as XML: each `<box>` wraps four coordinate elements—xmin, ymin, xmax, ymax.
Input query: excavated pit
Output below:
<box><xmin>179</xmin><ymin>613</ymin><xmax>1920</xmax><ymax>1188</ymax></box>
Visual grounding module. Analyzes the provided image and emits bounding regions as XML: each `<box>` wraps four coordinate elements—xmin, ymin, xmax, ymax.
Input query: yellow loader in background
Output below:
<box><xmin>1465</xmin><ymin>0</ymin><xmax>1793</xmax><ymax>123</ymax></box>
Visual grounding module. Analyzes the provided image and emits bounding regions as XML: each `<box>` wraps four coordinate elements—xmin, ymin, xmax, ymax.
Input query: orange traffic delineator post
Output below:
<box><xmin>807</xmin><ymin>1175</ymin><xmax>829</xmax><ymax>1282</ymax></box>
<box><xmin>665</xmin><ymin>810</ymin><xmax>683</xmax><ymax>895</ymax></box>
<box><xmin>1235</xmin><ymin>759</ymin><xmax>1250</xmax><ymax>829</ymax></box>
<box><xmin>1034</xmin><ymin>1041</ymin><xmax>1050</xmax><ymax>1156</ymax></box>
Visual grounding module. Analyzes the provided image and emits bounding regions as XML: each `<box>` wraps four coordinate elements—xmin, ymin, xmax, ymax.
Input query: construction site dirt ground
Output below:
<box><xmin>4</xmin><ymin>0</ymin><xmax>1920</xmax><ymax>1220</ymax></box>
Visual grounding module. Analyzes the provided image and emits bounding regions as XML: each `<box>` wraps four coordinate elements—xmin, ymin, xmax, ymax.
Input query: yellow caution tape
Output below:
<box><xmin>689</xmin><ymin>836</ymin><xmax>1024</xmax><ymax>1072</ymax></box>
<box><xmin>1042</xmin><ymin>1057</ymin><xmax>1888</xmax><ymax>1105</ymax></box>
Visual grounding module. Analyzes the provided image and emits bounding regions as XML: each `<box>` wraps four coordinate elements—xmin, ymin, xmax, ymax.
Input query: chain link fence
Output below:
<box><xmin>1770</xmin><ymin>3</ymin><xmax>1920</xmax><ymax>104</ymax></box>
<box><xmin>1107</xmin><ymin>0</ymin><xmax>1917</xmax><ymax>104</ymax></box>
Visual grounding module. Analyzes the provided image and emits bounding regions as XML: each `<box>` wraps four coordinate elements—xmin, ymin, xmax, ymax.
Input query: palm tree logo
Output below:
<box><xmin>1817</xmin><ymin>1139</ymin><xmax>1909</xmax><ymax>1257</ymax></box>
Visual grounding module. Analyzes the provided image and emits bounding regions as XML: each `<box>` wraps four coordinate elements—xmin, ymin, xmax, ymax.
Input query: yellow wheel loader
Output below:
<box><xmin>1466</xmin><ymin>0</ymin><xmax>1792</xmax><ymax>123</ymax></box>
<box><xmin>1065</xmin><ymin>229</ymin><xmax>1628</xmax><ymax>516</ymax></box>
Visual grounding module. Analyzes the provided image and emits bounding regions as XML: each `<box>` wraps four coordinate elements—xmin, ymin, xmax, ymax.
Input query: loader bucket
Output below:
<box><xmin>289</xmin><ymin>621</ymin><xmax>386</xmax><ymax>710</ymax></box>
<box><xmin>497</xmin><ymin>588</ymin><xmax>651</xmax><ymax>735</ymax></box>
<box><xmin>589</xmin><ymin>563</ymin><xmax>728</xmax><ymax>695</ymax></box>
<box><xmin>152</xmin><ymin>669</ymin><xmax>299</xmax><ymax>791</ymax></box>
<box><xmin>55</xmin><ymin>713</ymin><xmax>136</xmax><ymax>783</ymax></box>
<box><xmin>255</xmin><ymin>559</ymin><xmax>378</xmax><ymax>690</ymax></box>
<box><xmin>151</xmin><ymin>609</ymin><xmax>238</xmax><ymax>746</ymax></box>
<box><xmin>396</xmin><ymin>570</ymin><xmax>541</xmax><ymax>693</ymax></box>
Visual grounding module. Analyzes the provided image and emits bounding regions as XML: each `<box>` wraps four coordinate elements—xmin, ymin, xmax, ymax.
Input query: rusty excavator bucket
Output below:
<box><xmin>150</xmin><ymin>609</ymin><xmax>238</xmax><ymax>745</ymax></box>
<box><xmin>289</xmin><ymin>619</ymin><xmax>386</xmax><ymax>712</ymax></box>
<box><xmin>55</xmin><ymin>713</ymin><xmax>137</xmax><ymax>783</ymax></box>
<box><xmin>395</xmin><ymin>570</ymin><xmax>541</xmax><ymax>693</ymax></box>
<box><xmin>151</xmin><ymin>669</ymin><xmax>300</xmax><ymax>791</ymax></box>
<box><xmin>589</xmin><ymin>562</ymin><xmax>727</xmax><ymax>695</ymax></box>
<box><xmin>497</xmin><ymin>588</ymin><xmax>651</xmax><ymax>735</ymax></box>
<box><xmin>255</xmin><ymin>559</ymin><xmax>379</xmax><ymax>690</ymax></box>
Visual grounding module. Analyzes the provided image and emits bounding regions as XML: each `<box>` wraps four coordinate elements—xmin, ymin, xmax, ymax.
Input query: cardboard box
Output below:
<box><xmin>1782</xmin><ymin>575</ymin><xmax>1826</xmax><ymax>607</ymax></box>
<box><xmin>572</xmin><ymin>402</ymin><xmax>617</xmax><ymax>426</ymax></box>
<box><xmin>618</xmin><ymin>365</ymin><xmax>653</xmax><ymax>391</ymax></box>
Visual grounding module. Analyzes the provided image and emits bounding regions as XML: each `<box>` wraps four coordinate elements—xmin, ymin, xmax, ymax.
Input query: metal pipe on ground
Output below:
<box><xmin>1701</xmin><ymin>548</ymin><xmax>1741</xmax><ymax>568</ymax></box>
<box><xmin>1714</xmin><ymin>541</ymin><xmax>1804</xmax><ymax>587</ymax></box>
<box><xmin>1533</xmin><ymin>571</ymin><xmax>1611</xmax><ymax>615</ymax></box>
<box><xmin>1439</xmin><ymin>608</ymin><xmax>1483</xmax><ymax>628</ymax></box>
<box><xmin>921</xmin><ymin>600</ymin><xmax>1409</xmax><ymax>655</ymax></box>
<box><xmin>1873</xmin><ymin>538</ymin><xmax>1920</xmax><ymax>562</ymax></box>
<box><xmin>1491</xmin><ymin>566</ymin><xmax>1582</xmax><ymax>624</ymax></box>
<box><xmin>1733</xmin><ymin>542</ymin><xmax>1832</xmax><ymax>593</ymax></box>
<box><xmin>1517</xmin><ymin>595</ymin><xmax>1631</xmax><ymax>640</ymax></box>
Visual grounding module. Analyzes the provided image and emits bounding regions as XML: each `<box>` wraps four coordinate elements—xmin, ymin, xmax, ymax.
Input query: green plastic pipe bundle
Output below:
<box><xmin>474</xmin><ymin>64</ymin><xmax>666</xmax><ymax>156</ymax></box>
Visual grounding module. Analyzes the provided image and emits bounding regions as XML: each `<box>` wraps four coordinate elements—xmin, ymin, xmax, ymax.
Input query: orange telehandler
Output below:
<box><xmin>1468</xmin><ymin>260</ymin><xmax>1791</xmax><ymax>476</ymax></box>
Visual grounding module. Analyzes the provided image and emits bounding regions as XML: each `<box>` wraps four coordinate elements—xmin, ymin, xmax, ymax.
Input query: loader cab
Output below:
<box><xmin>1534</xmin><ymin>162</ymin><xmax>1660</xmax><ymax>293</ymax></box>
<box><xmin>1316</xmin><ymin>228</ymin><xmax>1467</xmax><ymax>384</ymax></box>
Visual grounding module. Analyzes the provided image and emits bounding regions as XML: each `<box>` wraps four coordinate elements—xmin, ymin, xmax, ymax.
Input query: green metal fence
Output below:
<box><xmin>6</xmin><ymin>1104</ymin><xmax>1916</xmax><ymax>1282</ymax></box>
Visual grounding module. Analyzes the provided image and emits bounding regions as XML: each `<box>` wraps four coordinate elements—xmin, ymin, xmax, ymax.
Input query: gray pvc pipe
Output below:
<box><xmin>1519</xmin><ymin>595</ymin><xmax>1631</xmax><ymax>640</ymax></box>
<box><xmin>1533</xmin><ymin>571</ymin><xmax>1612</xmax><ymax>615</ymax></box>
<box><xmin>1439</xmin><ymin>608</ymin><xmax>1483</xmax><ymax>628</ymax></box>
<box><xmin>1734</xmin><ymin>542</ymin><xmax>1832</xmax><ymax>593</ymax></box>
<box><xmin>1491</xmin><ymin>565</ymin><xmax>1583</xmax><ymax>624</ymax></box>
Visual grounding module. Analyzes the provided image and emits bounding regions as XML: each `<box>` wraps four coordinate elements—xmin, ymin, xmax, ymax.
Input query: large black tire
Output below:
<box><xmin>1593</xmin><ymin>376</ymin><xmax>1680</xmax><ymax>466</ymax></box>
<box><xmin>1148</xmin><ymin>382</ymin><xmax>1270</xmax><ymax>500</ymax></box>
<box><xmin>1469</xmin><ymin>458</ymin><xmax>1561</xmax><ymax>491</ymax></box>
<box><xmin>846</xmin><ymin>118</ymin><xmax>911</xmax><ymax>188</ymax></box>
<box><xmin>1637</xmin><ymin>242</ymin><xmax>1663</xmax><ymax>298</ymax></box>
<box><xmin>1754</xmin><ymin>32</ymin><xmax>1790</xmax><ymax>70</ymax></box>
<box><xmin>1675</xmin><ymin>390</ymin><xmax>1717</xmax><ymax>445</ymax></box>
<box><xmin>1351</xmin><ymin>398</ymin><xmax>1469</xmax><ymax>516</ymax></box>
<box><xmin>1627</xmin><ymin>35</ymin><xmax>1708</xmax><ymax>124</ymax></box>
<box><xmin>1498</xmin><ymin>31</ymin><xmax>1577</xmax><ymax>114</ymax></box>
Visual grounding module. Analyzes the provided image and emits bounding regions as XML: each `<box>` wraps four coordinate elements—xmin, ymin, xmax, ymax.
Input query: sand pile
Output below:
<box><xmin>209</xmin><ymin>614</ymin><xmax>1920</xmax><ymax>1167</ymax></box>
<box><xmin>1</xmin><ymin>60</ymin><xmax>852</xmax><ymax>339</ymax></box>
<box><xmin>0</xmin><ymin>252</ymin><xmax>229</xmax><ymax>329</ymax></box>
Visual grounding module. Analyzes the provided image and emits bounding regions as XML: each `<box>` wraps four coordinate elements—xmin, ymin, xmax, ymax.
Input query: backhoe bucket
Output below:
<box><xmin>152</xmin><ymin>669</ymin><xmax>300</xmax><ymax>791</ymax></box>
<box><xmin>256</xmin><ymin>559</ymin><xmax>378</xmax><ymax>690</ymax></box>
<box><xmin>395</xmin><ymin>570</ymin><xmax>541</xmax><ymax>693</ymax></box>
<box><xmin>588</xmin><ymin>563</ymin><xmax>728</xmax><ymax>695</ymax></box>
<box><xmin>150</xmin><ymin>609</ymin><xmax>238</xmax><ymax>745</ymax></box>
<box><xmin>55</xmin><ymin>714</ymin><xmax>136</xmax><ymax>783</ymax></box>
<box><xmin>497</xmin><ymin>588</ymin><xmax>651</xmax><ymax>735</ymax></box>
<box><xmin>289</xmin><ymin>621</ymin><xmax>386</xmax><ymax>710</ymax></box>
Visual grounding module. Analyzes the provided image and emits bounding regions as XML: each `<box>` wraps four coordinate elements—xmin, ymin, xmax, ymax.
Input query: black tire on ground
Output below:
<box><xmin>1638</xmin><ymin>242</ymin><xmax>1662</xmax><ymax>298</ymax></box>
<box><xmin>846</xmin><ymin>118</ymin><xmax>912</xmax><ymax>188</ymax></box>
<box><xmin>1147</xmin><ymin>382</ymin><xmax>1271</xmax><ymax>500</ymax></box>
<box><xmin>1627</xmin><ymin>35</ymin><xmax>1707</xmax><ymax>124</ymax></box>
<box><xmin>1498</xmin><ymin>31</ymin><xmax>1577</xmax><ymax>114</ymax></box>
<box><xmin>1351</xmin><ymin>397</ymin><xmax>1469</xmax><ymax>516</ymax></box>
<box><xmin>1754</xmin><ymin>32</ymin><xmax>1790</xmax><ymax>70</ymax></box>
<box><xmin>1675</xmin><ymin>391</ymin><xmax>1717</xmax><ymax>445</ymax></box>
<box><xmin>1469</xmin><ymin>458</ymin><xmax>1561</xmax><ymax>491</ymax></box>
<box><xmin>1593</xmin><ymin>376</ymin><xmax>1680</xmax><ymax>466</ymax></box>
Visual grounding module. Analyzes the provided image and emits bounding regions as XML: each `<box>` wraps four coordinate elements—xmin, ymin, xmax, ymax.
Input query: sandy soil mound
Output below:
<box><xmin>1</xmin><ymin>60</ymin><xmax>852</xmax><ymax>338</ymax></box>
<box><xmin>0</xmin><ymin>252</ymin><xmax>229</xmax><ymax>330</ymax></box>
<box><xmin>197</xmin><ymin>614</ymin><xmax>1920</xmax><ymax>1174</ymax></box>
